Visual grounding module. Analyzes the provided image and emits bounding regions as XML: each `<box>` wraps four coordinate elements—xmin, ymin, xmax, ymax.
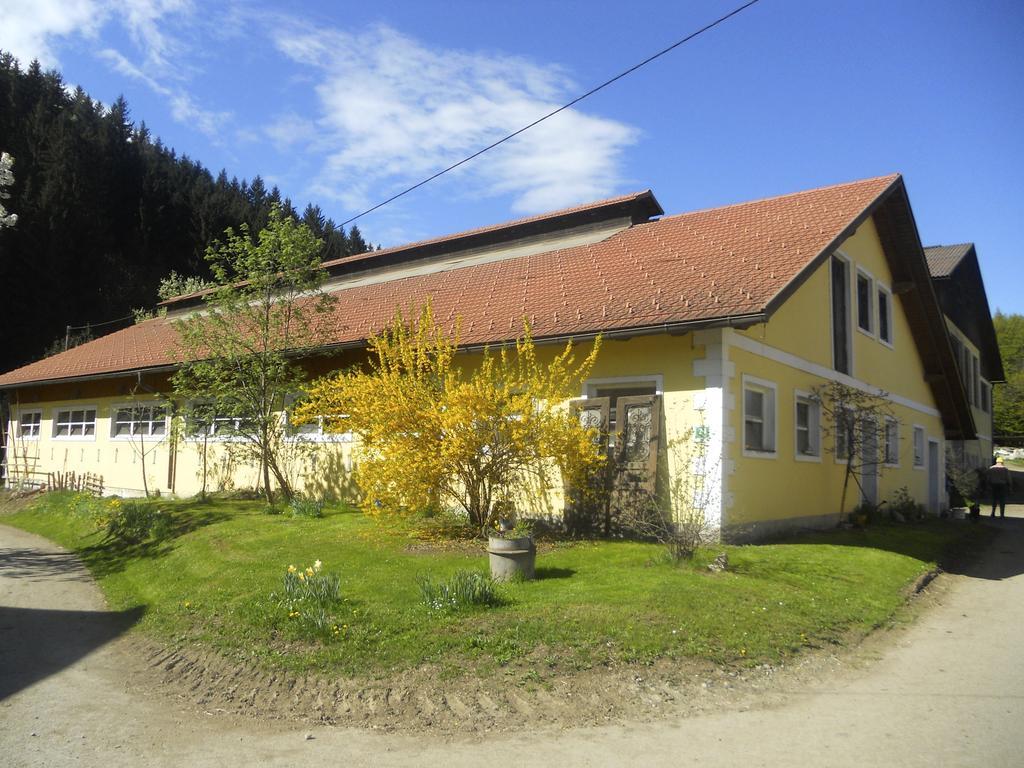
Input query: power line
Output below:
<box><xmin>338</xmin><ymin>0</ymin><xmax>763</xmax><ymax>228</ymax></box>
<box><xmin>66</xmin><ymin>314</ymin><xmax>134</xmax><ymax>332</ymax></box>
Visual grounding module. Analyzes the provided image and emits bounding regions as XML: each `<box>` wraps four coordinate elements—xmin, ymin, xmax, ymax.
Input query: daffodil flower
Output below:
<box><xmin>287</xmin><ymin>565</ymin><xmax>297</xmax><ymax>574</ymax></box>
<box><xmin>313</xmin><ymin>560</ymin><xmax>322</xmax><ymax>572</ymax></box>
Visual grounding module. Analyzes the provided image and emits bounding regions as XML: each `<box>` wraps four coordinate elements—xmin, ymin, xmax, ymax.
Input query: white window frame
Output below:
<box><xmin>794</xmin><ymin>390</ymin><xmax>821</xmax><ymax>462</ymax></box>
<box><xmin>883</xmin><ymin>417</ymin><xmax>899</xmax><ymax>467</ymax></box>
<box><xmin>876</xmin><ymin>283</ymin><xmax>894</xmax><ymax>347</ymax></box>
<box><xmin>283</xmin><ymin>395</ymin><xmax>353</xmax><ymax>443</ymax></box>
<box><xmin>16</xmin><ymin>409</ymin><xmax>43</xmax><ymax>440</ymax></box>
<box><xmin>52</xmin><ymin>406</ymin><xmax>99</xmax><ymax>441</ymax></box>
<box><xmin>912</xmin><ymin>425</ymin><xmax>926</xmax><ymax>469</ymax></box>
<box><xmin>742</xmin><ymin>375</ymin><xmax>777</xmax><ymax>458</ymax></box>
<box><xmin>183</xmin><ymin>401</ymin><xmax>254</xmax><ymax>442</ymax></box>
<box><xmin>855</xmin><ymin>267</ymin><xmax>875</xmax><ymax>337</ymax></box>
<box><xmin>110</xmin><ymin>402</ymin><xmax>169</xmax><ymax>441</ymax></box>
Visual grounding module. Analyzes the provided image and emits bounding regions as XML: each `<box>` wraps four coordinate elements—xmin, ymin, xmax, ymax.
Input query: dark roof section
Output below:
<box><xmin>924</xmin><ymin>243</ymin><xmax>973</xmax><ymax>277</ymax></box>
<box><xmin>925</xmin><ymin>243</ymin><xmax>1006</xmax><ymax>383</ymax></box>
<box><xmin>158</xmin><ymin>190</ymin><xmax>665</xmax><ymax>312</ymax></box>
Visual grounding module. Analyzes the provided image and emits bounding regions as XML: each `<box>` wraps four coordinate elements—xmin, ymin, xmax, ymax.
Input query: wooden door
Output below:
<box><xmin>566</xmin><ymin>394</ymin><xmax>662</xmax><ymax>535</ymax></box>
<box><xmin>610</xmin><ymin>395</ymin><xmax>662</xmax><ymax>526</ymax></box>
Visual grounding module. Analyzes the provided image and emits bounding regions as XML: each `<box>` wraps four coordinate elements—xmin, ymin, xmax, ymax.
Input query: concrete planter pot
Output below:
<box><xmin>487</xmin><ymin>535</ymin><xmax>536</xmax><ymax>582</ymax></box>
<box><xmin>951</xmin><ymin>507</ymin><xmax>967</xmax><ymax>520</ymax></box>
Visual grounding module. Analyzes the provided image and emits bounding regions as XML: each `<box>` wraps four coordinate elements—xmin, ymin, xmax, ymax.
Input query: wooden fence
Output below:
<box><xmin>46</xmin><ymin>471</ymin><xmax>105</xmax><ymax>495</ymax></box>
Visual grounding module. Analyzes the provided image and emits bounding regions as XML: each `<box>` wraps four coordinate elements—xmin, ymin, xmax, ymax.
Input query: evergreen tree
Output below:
<box><xmin>0</xmin><ymin>51</ymin><xmax>371</xmax><ymax>373</ymax></box>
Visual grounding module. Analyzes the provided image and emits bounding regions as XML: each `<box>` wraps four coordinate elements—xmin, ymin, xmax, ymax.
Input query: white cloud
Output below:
<box><xmin>98</xmin><ymin>47</ymin><xmax>229</xmax><ymax>137</ymax></box>
<box><xmin>119</xmin><ymin>0</ymin><xmax>192</xmax><ymax>72</ymax></box>
<box><xmin>271</xmin><ymin>24</ymin><xmax>638</xmax><ymax>215</ymax></box>
<box><xmin>2</xmin><ymin>0</ymin><xmax>226</xmax><ymax>137</ymax></box>
<box><xmin>0</xmin><ymin>0</ymin><xmax>105</xmax><ymax>67</ymax></box>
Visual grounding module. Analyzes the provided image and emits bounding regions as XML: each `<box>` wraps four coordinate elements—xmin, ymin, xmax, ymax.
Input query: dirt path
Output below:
<box><xmin>3</xmin><ymin>513</ymin><xmax>1024</xmax><ymax>767</ymax></box>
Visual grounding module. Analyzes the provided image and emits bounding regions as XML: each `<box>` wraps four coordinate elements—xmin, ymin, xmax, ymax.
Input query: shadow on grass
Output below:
<box><xmin>82</xmin><ymin>502</ymin><xmax>233</xmax><ymax>578</ymax></box>
<box><xmin>535</xmin><ymin>566</ymin><xmax>576</xmax><ymax>580</ymax></box>
<box><xmin>760</xmin><ymin>516</ymin><xmax>1023</xmax><ymax>582</ymax></box>
<box><xmin>0</xmin><ymin>604</ymin><xmax>145</xmax><ymax>701</ymax></box>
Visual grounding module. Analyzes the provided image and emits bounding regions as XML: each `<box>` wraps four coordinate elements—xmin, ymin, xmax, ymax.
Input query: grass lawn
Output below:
<box><xmin>1</xmin><ymin>493</ymin><xmax>991</xmax><ymax>680</ymax></box>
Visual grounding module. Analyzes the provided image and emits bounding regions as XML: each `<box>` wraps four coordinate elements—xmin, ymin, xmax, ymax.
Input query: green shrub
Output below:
<box><xmin>889</xmin><ymin>486</ymin><xmax>919</xmax><ymax>519</ymax></box>
<box><xmin>104</xmin><ymin>501</ymin><xmax>172</xmax><ymax>544</ymax></box>
<box><xmin>418</xmin><ymin>569</ymin><xmax>501</xmax><ymax>613</ymax></box>
<box><xmin>288</xmin><ymin>496</ymin><xmax>324</xmax><ymax>519</ymax></box>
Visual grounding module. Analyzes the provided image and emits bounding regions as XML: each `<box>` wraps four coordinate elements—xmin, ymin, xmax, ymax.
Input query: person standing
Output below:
<box><xmin>985</xmin><ymin>457</ymin><xmax>1012</xmax><ymax>518</ymax></box>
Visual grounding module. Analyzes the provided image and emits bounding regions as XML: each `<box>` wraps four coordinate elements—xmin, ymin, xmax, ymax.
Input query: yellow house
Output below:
<box><xmin>1</xmin><ymin>174</ymin><xmax>984</xmax><ymax>540</ymax></box>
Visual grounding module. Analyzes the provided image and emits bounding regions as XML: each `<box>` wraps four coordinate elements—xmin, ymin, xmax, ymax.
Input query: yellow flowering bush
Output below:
<box><xmin>296</xmin><ymin>303</ymin><xmax>603</xmax><ymax>535</ymax></box>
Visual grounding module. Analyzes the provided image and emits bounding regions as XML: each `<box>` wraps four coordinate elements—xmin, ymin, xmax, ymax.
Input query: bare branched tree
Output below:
<box><xmin>813</xmin><ymin>381</ymin><xmax>897</xmax><ymax>516</ymax></box>
<box><xmin>618</xmin><ymin>419</ymin><xmax>719</xmax><ymax>561</ymax></box>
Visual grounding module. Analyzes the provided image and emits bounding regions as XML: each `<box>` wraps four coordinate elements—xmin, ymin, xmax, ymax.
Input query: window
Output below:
<box><xmin>594</xmin><ymin>383</ymin><xmax>658</xmax><ymax>447</ymax></box>
<box><xmin>794</xmin><ymin>394</ymin><xmax>820</xmax><ymax>458</ymax></box>
<box><xmin>54</xmin><ymin>408</ymin><xmax>96</xmax><ymax>438</ymax></box>
<box><xmin>884</xmin><ymin>418</ymin><xmax>899</xmax><ymax>465</ymax></box>
<box><xmin>950</xmin><ymin>335</ymin><xmax>963</xmax><ymax>372</ymax></box>
<box><xmin>972</xmin><ymin>355</ymin><xmax>981</xmax><ymax>407</ymax></box>
<box><xmin>284</xmin><ymin>396</ymin><xmax>352</xmax><ymax>441</ymax></box>
<box><xmin>743</xmin><ymin>377</ymin><xmax>776</xmax><ymax>455</ymax></box>
<box><xmin>112</xmin><ymin>405</ymin><xmax>167</xmax><ymax>438</ymax></box>
<box><xmin>186</xmin><ymin>403</ymin><xmax>253</xmax><ymax>438</ymax></box>
<box><xmin>913</xmin><ymin>426</ymin><xmax>925</xmax><ymax>468</ymax></box>
<box><xmin>18</xmin><ymin>411</ymin><xmax>42</xmax><ymax>439</ymax></box>
<box><xmin>877</xmin><ymin>287</ymin><xmax>892</xmax><ymax>344</ymax></box>
<box><xmin>981</xmin><ymin>381</ymin><xmax>991</xmax><ymax>414</ymax></box>
<box><xmin>831</xmin><ymin>256</ymin><xmax>851</xmax><ymax>374</ymax></box>
<box><xmin>835</xmin><ymin>409</ymin><xmax>855</xmax><ymax>460</ymax></box>
<box><xmin>856</xmin><ymin>272</ymin><xmax>873</xmax><ymax>334</ymax></box>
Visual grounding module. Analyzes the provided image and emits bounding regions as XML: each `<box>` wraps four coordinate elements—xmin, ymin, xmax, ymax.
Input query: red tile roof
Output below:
<box><xmin>0</xmin><ymin>174</ymin><xmax>901</xmax><ymax>387</ymax></box>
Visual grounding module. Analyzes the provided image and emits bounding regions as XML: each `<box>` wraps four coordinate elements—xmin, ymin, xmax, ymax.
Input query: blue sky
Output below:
<box><xmin>3</xmin><ymin>0</ymin><xmax>1022</xmax><ymax>312</ymax></box>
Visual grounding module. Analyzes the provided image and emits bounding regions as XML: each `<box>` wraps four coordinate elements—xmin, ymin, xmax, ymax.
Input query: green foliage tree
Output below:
<box><xmin>296</xmin><ymin>304</ymin><xmax>603</xmax><ymax>534</ymax></box>
<box><xmin>172</xmin><ymin>206</ymin><xmax>336</xmax><ymax>504</ymax></box>
<box><xmin>993</xmin><ymin>312</ymin><xmax>1024</xmax><ymax>437</ymax></box>
<box><xmin>0</xmin><ymin>151</ymin><xmax>16</xmax><ymax>227</ymax></box>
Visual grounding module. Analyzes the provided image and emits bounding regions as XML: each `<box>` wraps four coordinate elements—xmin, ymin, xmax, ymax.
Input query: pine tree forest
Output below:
<box><xmin>0</xmin><ymin>53</ymin><xmax>370</xmax><ymax>374</ymax></box>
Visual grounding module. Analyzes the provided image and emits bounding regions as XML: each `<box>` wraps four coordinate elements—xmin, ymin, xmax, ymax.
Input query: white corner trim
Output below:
<box><xmin>729</xmin><ymin>332</ymin><xmax>941</xmax><ymax>418</ymax></box>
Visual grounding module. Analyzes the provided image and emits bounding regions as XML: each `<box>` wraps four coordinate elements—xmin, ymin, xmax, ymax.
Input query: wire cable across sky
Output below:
<box><xmin>337</xmin><ymin>0</ymin><xmax>763</xmax><ymax>229</ymax></box>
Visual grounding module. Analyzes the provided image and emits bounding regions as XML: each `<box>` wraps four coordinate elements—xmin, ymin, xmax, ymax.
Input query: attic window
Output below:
<box><xmin>856</xmin><ymin>271</ymin><xmax>873</xmax><ymax>334</ymax></box>
<box><xmin>878</xmin><ymin>286</ymin><xmax>892</xmax><ymax>344</ymax></box>
<box><xmin>831</xmin><ymin>256</ymin><xmax>851</xmax><ymax>375</ymax></box>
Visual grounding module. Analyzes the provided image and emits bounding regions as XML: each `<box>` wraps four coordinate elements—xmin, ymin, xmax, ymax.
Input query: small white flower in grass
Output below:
<box><xmin>314</xmin><ymin>560</ymin><xmax>322</xmax><ymax>572</ymax></box>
